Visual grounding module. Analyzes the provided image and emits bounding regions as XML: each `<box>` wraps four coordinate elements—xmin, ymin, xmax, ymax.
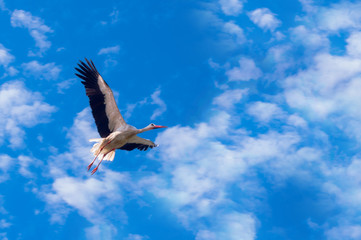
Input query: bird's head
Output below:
<box><xmin>147</xmin><ymin>123</ymin><xmax>167</xmax><ymax>130</ymax></box>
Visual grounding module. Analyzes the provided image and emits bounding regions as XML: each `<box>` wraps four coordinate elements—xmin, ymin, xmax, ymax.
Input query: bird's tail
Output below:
<box><xmin>103</xmin><ymin>150</ymin><xmax>115</xmax><ymax>161</ymax></box>
<box><xmin>89</xmin><ymin>138</ymin><xmax>116</xmax><ymax>161</ymax></box>
<box><xmin>89</xmin><ymin>138</ymin><xmax>103</xmax><ymax>155</ymax></box>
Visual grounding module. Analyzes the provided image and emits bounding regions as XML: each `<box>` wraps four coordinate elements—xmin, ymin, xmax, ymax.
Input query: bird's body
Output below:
<box><xmin>75</xmin><ymin>59</ymin><xmax>166</xmax><ymax>174</ymax></box>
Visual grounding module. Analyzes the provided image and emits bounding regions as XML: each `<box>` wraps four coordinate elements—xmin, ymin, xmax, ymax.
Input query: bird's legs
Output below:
<box><xmin>91</xmin><ymin>148</ymin><xmax>115</xmax><ymax>175</ymax></box>
<box><xmin>87</xmin><ymin>140</ymin><xmax>111</xmax><ymax>171</ymax></box>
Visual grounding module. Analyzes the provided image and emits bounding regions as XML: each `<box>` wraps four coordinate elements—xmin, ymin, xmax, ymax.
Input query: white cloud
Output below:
<box><xmin>98</xmin><ymin>45</ymin><xmax>121</xmax><ymax>55</ymax></box>
<box><xmin>208</xmin><ymin>58</ymin><xmax>221</xmax><ymax>70</ymax></box>
<box><xmin>299</xmin><ymin>0</ymin><xmax>316</xmax><ymax>13</ymax></box>
<box><xmin>223</xmin><ymin>21</ymin><xmax>246</xmax><ymax>45</ymax></box>
<box><xmin>46</xmin><ymin>174</ymin><xmax>127</xmax><ymax>222</ymax></box>
<box><xmin>110</xmin><ymin>8</ymin><xmax>120</xmax><ymax>24</ymax></box>
<box><xmin>196</xmin><ymin>230</ymin><xmax>217</xmax><ymax>240</ymax></box>
<box><xmin>284</xmin><ymin>53</ymin><xmax>361</xmax><ymax>120</ymax></box>
<box><xmin>291</xmin><ymin>25</ymin><xmax>329</xmax><ymax>51</ymax></box>
<box><xmin>287</xmin><ymin>114</ymin><xmax>307</xmax><ymax>128</ymax></box>
<box><xmin>150</xmin><ymin>89</ymin><xmax>167</xmax><ymax>120</ymax></box>
<box><xmin>56</xmin><ymin>47</ymin><xmax>65</xmax><ymax>52</ymax></box>
<box><xmin>326</xmin><ymin>225</ymin><xmax>361</xmax><ymax>240</ymax></box>
<box><xmin>194</xmin><ymin>10</ymin><xmax>247</xmax><ymax>51</ymax></box>
<box><xmin>322</xmin><ymin>158</ymin><xmax>361</xmax><ymax>212</ymax></box>
<box><xmin>22</xmin><ymin>61</ymin><xmax>61</xmax><ymax>80</ymax></box>
<box><xmin>125</xmin><ymin>234</ymin><xmax>149</xmax><ymax>240</ymax></box>
<box><xmin>0</xmin><ymin>219</ymin><xmax>11</xmax><ymax>229</ymax></box>
<box><xmin>247</xmin><ymin>101</ymin><xmax>285</xmax><ymax>123</ymax></box>
<box><xmin>317</xmin><ymin>2</ymin><xmax>361</xmax><ymax>32</ymax></box>
<box><xmin>0</xmin><ymin>44</ymin><xmax>17</xmax><ymax>77</ymax></box>
<box><xmin>11</xmin><ymin>9</ymin><xmax>53</xmax><ymax>55</ymax></box>
<box><xmin>57</xmin><ymin>78</ymin><xmax>76</xmax><ymax>94</ymax></box>
<box><xmin>0</xmin><ymin>0</ymin><xmax>6</xmax><ymax>11</ymax></box>
<box><xmin>0</xmin><ymin>44</ymin><xmax>14</xmax><ymax>67</ymax></box>
<box><xmin>6</xmin><ymin>66</ymin><xmax>18</xmax><ymax>76</ymax></box>
<box><xmin>213</xmin><ymin>89</ymin><xmax>248</xmax><ymax>109</ymax></box>
<box><xmin>0</xmin><ymin>0</ymin><xmax>10</xmax><ymax>13</ymax></box>
<box><xmin>226</xmin><ymin>57</ymin><xmax>262</xmax><ymax>81</ymax></box>
<box><xmin>219</xmin><ymin>0</ymin><xmax>243</xmax><ymax>16</ymax></box>
<box><xmin>248</xmin><ymin>8</ymin><xmax>281</xmax><ymax>32</ymax></box>
<box><xmin>322</xmin><ymin>159</ymin><xmax>361</xmax><ymax>238</ymax></box>
<box><xmin>149</xmin><ymin>112</ymin><xmax>248</xmax><ymax>229</ymax></box>
<box><xmin>264</xmin><ymin>44</ymin><xmax>293</xmax><ymax>78</ymax></box>
<box><xmin>122</xmin><ymin>88</ymin><xmax>166</xmax><ymax>121</ymax></box>
<box><xmin>346</xmin><ymin>31</ymin><xmax>361</xmax><ymax>57</ymax></box>
<box><xmin>197</xmin><ymin>213</ymin><xmax>256</xmax><ymax>240</ymax></box>
<box><xmin>146</xmin><ymin>98</ymin><xmax>319</xmax><ymax>236</ymax></box>
<box><xmin>218</xmin><ymin>213</ymin><xmax>256</xmax><ymax>240</ymax></box>
<box><xmin>98</xmin><ymin>45</ymin><xmax>121</xmax><ymax>67</ymax></box>
<box><xmin>0</xmin><ymin>81</ymin><xmax>56</xmax><ymax>148</ymax></box>
<box><xmin>18</xmin><ymin>155</ymin><xmax>41</xmax><ymax>178</ymax></box>
<box><xmin>99</xmin><ymin>8</ymin><xmax>120</xmax><ymax>25</ymax></box>
<box><xmin>85</xmin><ymin>225</ymin><xmax>117</xmax><ymax>240</ymax></box>
<box><xmin>0</xmin><ymin>155</ymin><xmax>13</xmax><ymax>183</ymax></box>
<box><xmin>124</xmin><ymin>102</ymin><xmax>141</xmax><ymax>120</ymax></box>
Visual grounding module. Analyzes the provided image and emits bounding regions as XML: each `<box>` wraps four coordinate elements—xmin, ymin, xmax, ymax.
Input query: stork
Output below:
<box><xmin>75</xmin><ymin>59</ymin><xmax>167</xmax><ymax>175</ymax></box>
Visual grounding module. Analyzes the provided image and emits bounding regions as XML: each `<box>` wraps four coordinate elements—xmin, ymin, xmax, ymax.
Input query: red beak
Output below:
<box><xmin>153</xmin><ymin>125</ymin><xmax>167</xmax><ymax>129</ymax></box>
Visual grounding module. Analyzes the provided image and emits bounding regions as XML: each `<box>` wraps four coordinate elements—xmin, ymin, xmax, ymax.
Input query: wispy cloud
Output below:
<box><xmin>248</xmin><ymin>8</ymin><xmax>281</xmax><ymax>32</ymax></box>
<box><xmin>246</xmin><ymin>101</ymin><xmax>285</xmax><ymax>123</ymax></box>
<box><xmin>98</xmin><ymin>45</ymin><xmax>121</xmax><ymax>67</ymax></box>
<box><xmin>125</xmin><ymin>234</ymin><xmax>149</xmax><ymax>240</ymax></box>
<box><xmin>18</xmin><ymin>155</ymin><xmax>42</xmax><ymax>178</ymax></box>
<box><xmin>196</xmin><ymin>212</ymin><xmax>255</xmax><ymax>240</ymax></box>
<box><xmin>0</xmin><ymin>155</ymin><xmax>13</xmax><ymax>183</ymax></box>
<box><xmin>346</xmin><ymin>31</ymin><xmax>361</xmax><ymax>57</ymax></box>
<box><xmin>326</xmin><ymin>225</ymin><xmax>361</xmax><ymax>240</ymax></box>
<box><xmin>316</xmin><ymin>2</ymin><xmax>361</xmax><ymax>32</ymax></box>
<box><xmin>0</xmin><ymin>0</ymin><xmax>6</xmax><ymax>11</ymax></box>
<box><xmin>101</xmin><ymin>8</ymin><xmax>120</xmax><ymax>25</ymax></box>
<box><xmin>150</xmin><ymin>89</ymin><xmax>167</xmax><ymax>120</ymax></box>
<box><xmin>0</xmin><ymin>81</ymin><xmax>56</xmax><ymax>148</ymax></box>
<box><xmin>0</xmin><ymin>218</ymin><xmax>11</xmax><ymax>228</ymax></box>
<box><xmin>57</xmin><ymin>78</ymin><xmax>77</xmax><ymax>94</ymax></box>
<box><xmin>0</xmin><ymin>0</ymin><xmax>10</xmax><ymax>13</ymax></box>
<box><xmin>195</xmin><ymin>10</ymin><xmax>247</xmax><ymax>50</ymax></box>
<box><xmin>22</xmin><ymin>61</ymin><xmax>61</xmax><ymax>80</ymax></box>
<box><xmin>0</xmin><ymin>43</ymin><xmax>17</xmax><ymax>77</ymax></box>
<box><xmin>223</xmin><ymin>21</ymin><xmax>246</xmax><ymax>44</ymax></box>
<box><xmin>226</xmin><ymin>57</ymin><xmax>262</xmax><ymax>81</ymax></box>
<box><xmin>149</xmin><ymin>104</ymin><xmax>315</xmax><ymax>238</ymax></box>
<box><xmin>219</xmin><ymin>0</ymin><xmax>244</xmax><ymax>16</ymax></box>
<box><xmin>10</xmin><ymin>9</ymin><xmax>53</xmax><ymax>56</ymax></box>
<box><xmin>290</xmin><ymin>25</ymin><xmax>329</xmax><ymax>51</ymax></box>
<box><xmin>123</xmin><ymin>88</ymin><xmax>167</xmax><ymax>121</ymax></box>
<box><xmin>213</xmin><ymin>89</ymin><xmax>248</xmax><ymax>109</ymax></box>
<box><xmin>98</xmin><ymin>45</ymin><xmax>121</xmax><ymax>55</ymax></box>
<box><xmin>0</xmin><ymin>44</ymin><xmax>14</xmax><ymax>67</ymax></box>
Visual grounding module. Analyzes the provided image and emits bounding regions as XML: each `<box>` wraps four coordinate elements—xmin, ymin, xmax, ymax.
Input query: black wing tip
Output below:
<box><xmin>78</xmin><ymin>58</ymin><xmax>92</xmax><ymax>65</ymax></box>
<box><xmin>76</xmin><ymin>58</ymin><xmax>97</xmax><ymax>71</ymax></box>
<box><xmin>119</xmin><ymin>143</ymin><xmax>157</xmax><ymax>152</ymax></box>
<box><xmin>74</xmin><ymin>58</ymin><xmax>100</xmax><ymax>82</ymax></box>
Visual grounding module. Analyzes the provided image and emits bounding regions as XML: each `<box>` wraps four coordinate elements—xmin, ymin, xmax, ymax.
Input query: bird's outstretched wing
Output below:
<box><xmin>119</xmin><ymin>136</ymin><xmax>157</xmax><ymax>151</ymax></box>
<box><xmin>75</xmin><ymin>59</ymin><xmax>126</xmax><ymax>137</ymax></box>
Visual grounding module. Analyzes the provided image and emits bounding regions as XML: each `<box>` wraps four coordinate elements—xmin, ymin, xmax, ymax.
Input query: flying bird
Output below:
<box><xmin>75</xmin><ymin>59</ymin><xmax>167</xmax><ymax>175</ymax></box>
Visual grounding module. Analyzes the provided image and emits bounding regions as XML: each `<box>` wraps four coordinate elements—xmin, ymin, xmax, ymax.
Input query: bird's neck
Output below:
<box><xmin>138</xmin><ymin>127</ymin><xmax>151</xmax><ymax>134</ymax></box>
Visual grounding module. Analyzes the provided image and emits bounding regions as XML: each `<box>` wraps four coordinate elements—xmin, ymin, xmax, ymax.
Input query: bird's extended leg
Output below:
<box><xmin>91</xmin><ymin>148</ymin><xmax>115</xmax><ymax>175</ymax></box>
<box><xmin>87</xmin><ymin>141</ymin><xmax>111</xmax><ymax>171</ymax></box>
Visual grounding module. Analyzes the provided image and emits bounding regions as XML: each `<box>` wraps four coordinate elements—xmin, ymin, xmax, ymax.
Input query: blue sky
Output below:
<box><xmin>2</xmin><ymin>0</ymin><xmax>361</xmax><ymax>239</ymax></box>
